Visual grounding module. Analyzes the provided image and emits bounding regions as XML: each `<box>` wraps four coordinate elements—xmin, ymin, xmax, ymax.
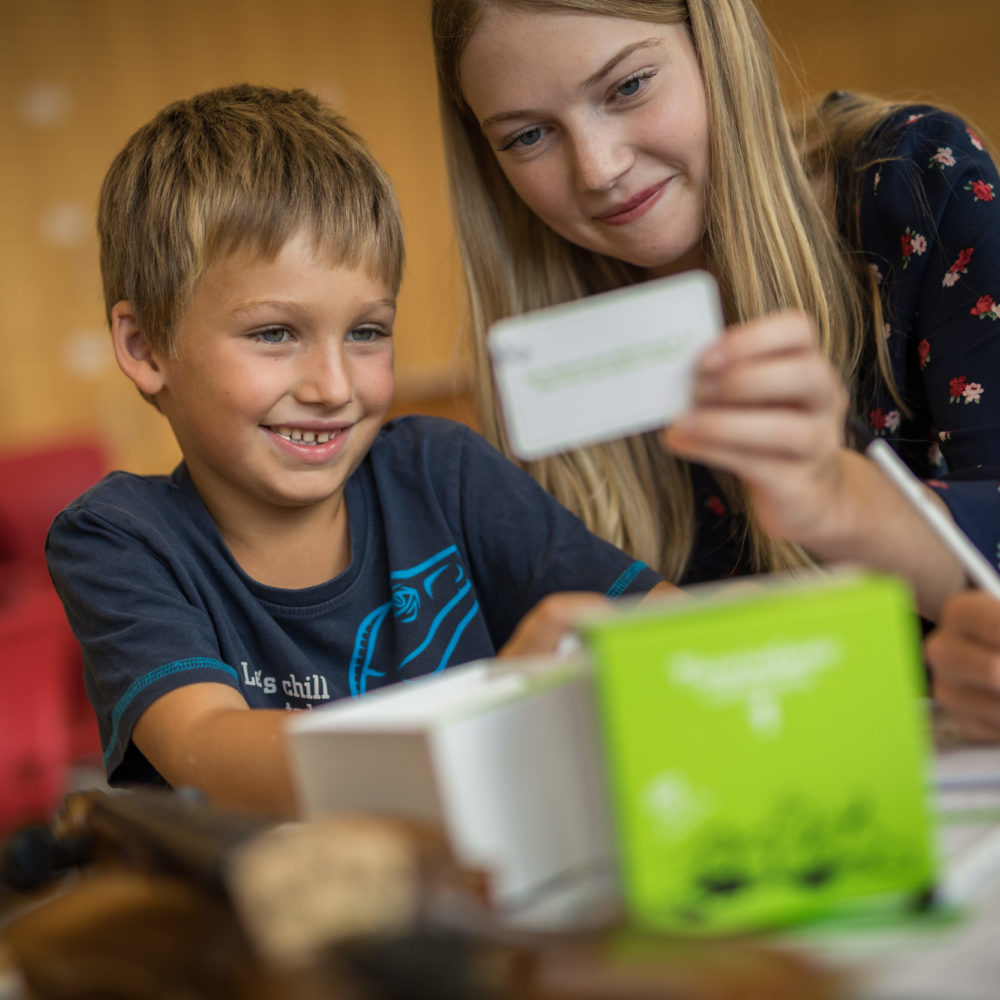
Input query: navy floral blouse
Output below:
<box><xmin>682</xmin><ymin>102</ymin><xmax>1000</xmax><ymax>585</ymax></box>
<box><xmin>853</xmin><ymin>104</ymin><xmax>1000</xmax><ymax>574</ymax></box>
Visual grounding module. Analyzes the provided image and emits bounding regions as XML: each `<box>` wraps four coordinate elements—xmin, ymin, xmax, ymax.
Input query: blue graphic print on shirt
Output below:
<box><xmin>350</xmin><ymin>545</ymin><xmax>480</xmax><ymax>695</ymax></box>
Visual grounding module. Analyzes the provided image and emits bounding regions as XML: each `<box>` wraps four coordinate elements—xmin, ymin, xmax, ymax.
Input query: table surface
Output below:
<box><xmin>782</xmin><ymin>741</ymin><xmax>1000</xmax><ymax>1000</ymax></box>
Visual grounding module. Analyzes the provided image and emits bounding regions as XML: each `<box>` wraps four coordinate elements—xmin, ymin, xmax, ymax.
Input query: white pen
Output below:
<box><xmin>865</xmin><ymin>437</ymin><xmax>1000</xmax><ymax>600</ymax></box>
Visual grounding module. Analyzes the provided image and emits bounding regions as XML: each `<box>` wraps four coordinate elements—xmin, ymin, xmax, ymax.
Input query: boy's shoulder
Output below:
<box><xmin>364</xmin><ymin>413</ymin><xmax>542</xmax><ymax>512</ymax></box>
<box><xmin>372</xmin><ymin>413</ymin><xmax>475</xmax><ymax>448</ymax></box>
<box><xmin>367</xmin><ymin>414</ymin><xmax>497</xmax><ymax>473</ymax></box>
<box><xmin>52</xmin><ymin>465</ymin><xmax>196</xmax><ymax>538</ymax></box>
<box><xmin>65</xmin><ymin>464</ymin><xmax>181</xmax><ymax>503</ymax></box>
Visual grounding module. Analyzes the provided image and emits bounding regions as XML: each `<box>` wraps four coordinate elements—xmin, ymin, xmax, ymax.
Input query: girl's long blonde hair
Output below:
<box><xmin>432</xmin><ymin>0</ymin><xmax>875</xmax><ymax>582</ymax></box>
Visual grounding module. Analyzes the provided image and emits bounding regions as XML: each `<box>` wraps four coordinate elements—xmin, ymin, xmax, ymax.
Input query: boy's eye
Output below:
<box><xmin>348</xmin><ymin>326</ymin><xmax>387</xmax><ymax>344</ymax></box>
<box><xmin>255</xmin><ymin>326</ymin><xmax>292</xmax><ymax>344</ymax></box>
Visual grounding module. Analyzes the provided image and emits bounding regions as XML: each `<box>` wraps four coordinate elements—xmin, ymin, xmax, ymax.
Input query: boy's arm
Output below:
<box><xmin>132</xmin><ymin>684</ymin><xmax>298</xmax><ymax>818</ymax></box>
<box><xmin>140</xmin><ymin>585</ymin><xmax>679</xmax><ymax>815</ymax></box>
<box><xmin>139</xmin><ymin>584</ymin><xmax>680</xmax><ymax>813</ymax></box>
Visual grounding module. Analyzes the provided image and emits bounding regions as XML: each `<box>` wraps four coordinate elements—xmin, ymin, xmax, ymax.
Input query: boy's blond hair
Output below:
<box><xmin>98</xmin><ymin>83</ymin><xmax>405</xmax><ymax>375</ymax></box>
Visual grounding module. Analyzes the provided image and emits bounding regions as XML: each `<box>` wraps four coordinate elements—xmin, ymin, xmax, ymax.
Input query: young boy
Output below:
<box><xmin>46</xmin><ymin>84</ymin><xmax>671</xmax><ymax>817</ymax></box>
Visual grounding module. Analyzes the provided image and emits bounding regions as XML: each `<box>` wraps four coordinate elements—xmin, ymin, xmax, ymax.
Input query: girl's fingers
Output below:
<box><xmin>699</xmin><ymin>310</ymin><xmax>821</xmax><ymax>373</ymax></box>
<box><xmin>937</xmin><ymin>591</ymin><xmax>1000</xmax><ymax>650</ymax></box>
<box><xmin>666</xmin><ymin>407</ymin><xmax>842</xmax><ymax>466</ymax></box>
<box><xmin>927</xmin><ymin>621</ymin><xmax>1000</xmax><ymax>689</ymax></box>
<box><xmin>927</xmin><ymin>597</ymin><xmax>1000</xmax><ymax>741</ymax></box>
<box><xmin>694</xmin><ymin>354</ymin><xmax>846</xmax><ymax>411</ymax></box>
<box><xmin>933</xmin><ymin>675</ymin><xmax>1000</xmax><ymax>742</ymax></box>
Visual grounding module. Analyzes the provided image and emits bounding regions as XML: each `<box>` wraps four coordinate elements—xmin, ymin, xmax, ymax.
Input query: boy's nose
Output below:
<box><xmin>296</xmin><ymin>345</ymin><xmax>353</xmax><ymax>409</ymax></box>
<box><xmin>571</xmin><ymin>126</ymin><xmax>633</xmax><ymax>193</ymax></box>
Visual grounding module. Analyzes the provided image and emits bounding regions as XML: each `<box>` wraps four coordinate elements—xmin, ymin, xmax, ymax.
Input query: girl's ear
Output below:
<box><xmin>110</xmin><ymin>301</ymin><xmax>167</xmax><ymax>397</ymax></box>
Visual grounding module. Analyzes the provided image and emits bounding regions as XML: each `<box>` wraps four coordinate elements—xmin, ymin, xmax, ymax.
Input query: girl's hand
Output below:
<box><xmin>661</xmin><ymin>310</ymin><xmax>852</xmax><ymax>549</ymax></box>
<box><xmin>926</xmin><ymin>590</ymin><xmax>1000</xmax><ymax>743</ymax></box>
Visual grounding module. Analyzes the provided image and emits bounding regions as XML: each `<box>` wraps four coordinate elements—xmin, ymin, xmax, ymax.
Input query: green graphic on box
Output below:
<box><xmin>581</xmin><ymin>571</ymin><xmax>937</xmax><ymax>933</ymax></box>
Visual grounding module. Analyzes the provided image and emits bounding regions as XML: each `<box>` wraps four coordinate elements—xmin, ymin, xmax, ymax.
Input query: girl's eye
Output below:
<box><xmin>500</xmin><ymin>126</ymin><xmax>546</xmax><ymax>152</ymax></box>
<box><xmin>614</xmin><ymin>70</ymin><xmax>655</xmax><ymax>101</ymax></box>
<box><xmin>255</xmin><ymin>326</ymin><xmax>292</xmax><ymax>345</ymax></box>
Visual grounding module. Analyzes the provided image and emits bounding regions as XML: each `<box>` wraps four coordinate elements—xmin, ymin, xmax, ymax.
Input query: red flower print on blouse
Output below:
<box><xmin>918</xmin><ymin>339</ymin><xmax>931</xmax><ymax>369</ymax></box>
<box><xmin>955</xmin><ymin>247</ymin><xmax>974</xmax><ymax>270</ymax></box>
<box><xmin>968</xmin><ymin>129</ymin><xmax>984</xmax><ymax>151</ymax></box>
<box><xmin>706</xmin><ymin>495</ymin><xmax>726</xmax><ymax>517</ymax></box>
<box><xmin>949</xmin><ymin>375</ymin><xmax>969</xmax><ymax>402</ymax></box>
<box><xmin>966</xmin><ymin>179</ymin><xmax>996</xmax><ymax>202</ymax></box>
<box><xmin>943</xmin><ymin>247</ymin><xmax>974</xmax><ymax>287</ymax></box>
<box><xmin>963</xmin><ymin>382</ymin><xmax>984</xmax><ymax>404</ymax></box>
<box><xmin>868</xmin><ymin>408</ymin><xmax>900</xmax><ymax>436</ymax></box>
<box><xmin>930</xmin><ymin>147</ymin><xmax>956</xmax><ymax>169</ymax></box>
<box><xmin>971</xmin><ymin>294</ymin><xmax>999</xmax><ymax>320</ymax></box>
<box><xmin>900</xmin><ymin>227</ymin><xmax>927</xmax><ymax>268</ymax></box>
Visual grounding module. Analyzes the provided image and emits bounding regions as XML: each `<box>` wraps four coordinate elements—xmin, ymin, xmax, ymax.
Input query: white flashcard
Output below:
<box><xmin>487</xmin><ymin>270</ymin><xmax>723</xmax><ymax>461</ymax></box>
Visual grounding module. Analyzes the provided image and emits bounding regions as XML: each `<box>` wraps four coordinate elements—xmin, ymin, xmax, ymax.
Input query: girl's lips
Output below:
<box><xmin>595</xmin><ymin>179</ymin><xmax>669</xmax><ymax>226</ymax></box>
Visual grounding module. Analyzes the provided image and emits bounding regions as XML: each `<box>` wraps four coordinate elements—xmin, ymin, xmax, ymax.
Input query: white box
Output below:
<box><xmin>285</xmin><ymin>657</ymin><xmax>618</xmax><ymax>921</ymax></box>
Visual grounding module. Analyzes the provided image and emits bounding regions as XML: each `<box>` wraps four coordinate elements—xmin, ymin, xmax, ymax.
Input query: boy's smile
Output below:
<box><xmin>121</xmin><ymin>228</ymin><xmax>396</xmax><ymax>550</ymax></box>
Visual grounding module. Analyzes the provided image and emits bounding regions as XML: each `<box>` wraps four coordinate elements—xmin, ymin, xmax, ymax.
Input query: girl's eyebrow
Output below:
<box><xmin>478</xmin><ymin>37</ymin><xmax>665</xmax><ymax>130</ymax></box>
<box><xmin>581</xmin><ymin>37</ymin><xmax>664</xmax><ymax>89</ymax></box>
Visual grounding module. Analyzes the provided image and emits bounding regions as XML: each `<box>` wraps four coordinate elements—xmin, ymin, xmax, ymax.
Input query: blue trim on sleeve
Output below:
<box><xmin>606</xmin><ymin>560</ymin><xmax>648</xmax><ymax>600</ymax></box>
<box><xmin>104</xmin><ymin>658</ymin><xmax>240</xmax><ymax>767</ymax></box>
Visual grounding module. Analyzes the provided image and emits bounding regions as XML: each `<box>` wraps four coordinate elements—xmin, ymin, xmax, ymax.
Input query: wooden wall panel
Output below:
<box><xmin>757</xmin><ymin>0</ymin><xmax>1000</xmax><ymax>144</ymax></box>
<box><xmin>1</xmin><ymin>1</ymin><xmax>998</xmax><ymax>476</ymax></box>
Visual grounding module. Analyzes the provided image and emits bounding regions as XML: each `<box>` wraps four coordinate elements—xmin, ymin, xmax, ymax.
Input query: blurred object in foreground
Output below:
<box><xmin>0</xmin><ymin>787</ymin><xmax>839</xmax><ymax>999</ymax></box>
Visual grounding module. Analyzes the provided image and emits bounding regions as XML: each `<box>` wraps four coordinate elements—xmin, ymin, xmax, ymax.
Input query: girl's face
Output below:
<box><xmin>459</xmin><ymin>8</ymin><xmax>710</xmax><ymax>277</ymax></box>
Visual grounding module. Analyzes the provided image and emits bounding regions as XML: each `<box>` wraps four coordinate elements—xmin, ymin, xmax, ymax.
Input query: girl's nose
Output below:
<box><xmin>571</xmin><ymin>125</ymin><xmax>633</xmax><ymax>193</ymax></box>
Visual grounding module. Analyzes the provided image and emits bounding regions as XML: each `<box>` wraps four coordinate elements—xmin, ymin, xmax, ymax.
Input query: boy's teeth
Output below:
<box><xmin>274</xmin><ymin>427</ymin><xmax>337</xmax><ymax>446</ymax></box>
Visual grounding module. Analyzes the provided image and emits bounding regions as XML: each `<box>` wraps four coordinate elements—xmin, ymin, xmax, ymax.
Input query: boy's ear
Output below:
<box><xmin>110</xmin><ymin>301</ymin><xmax>167</xmax><ymax>397</ymax></box>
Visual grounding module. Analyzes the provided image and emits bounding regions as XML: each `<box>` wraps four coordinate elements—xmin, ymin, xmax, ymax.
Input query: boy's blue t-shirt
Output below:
<box><xmin>46</xmin><ymin>416</ymin><xmax>661</xmax><ymax>787</ymax></box>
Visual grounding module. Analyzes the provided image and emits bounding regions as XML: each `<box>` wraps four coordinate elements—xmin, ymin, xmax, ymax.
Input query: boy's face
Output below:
<box><xmin>148</xmin><ymin>229</ymin><xmax>396</xmax><ymax>528</ymax></box>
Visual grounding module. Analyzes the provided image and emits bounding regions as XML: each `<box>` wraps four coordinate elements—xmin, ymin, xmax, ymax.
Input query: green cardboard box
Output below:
<box><xmin>581</xmin><ymin>571</ymin><xmax>937</xmax><ymax>934</ymax></box>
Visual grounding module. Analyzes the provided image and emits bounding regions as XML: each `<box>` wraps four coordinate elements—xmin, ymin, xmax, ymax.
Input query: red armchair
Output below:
<box><xmin>0</xmin><ymin>439</ymin><xmax>108</xmax><ymax>836</ymax></box>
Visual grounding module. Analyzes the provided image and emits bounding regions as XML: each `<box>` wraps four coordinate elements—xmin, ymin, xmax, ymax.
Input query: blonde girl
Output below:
<box><xmin>432</xmin><ymin>0</ymin><xmax>1000</xmax><ymax>619</ymax></box>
